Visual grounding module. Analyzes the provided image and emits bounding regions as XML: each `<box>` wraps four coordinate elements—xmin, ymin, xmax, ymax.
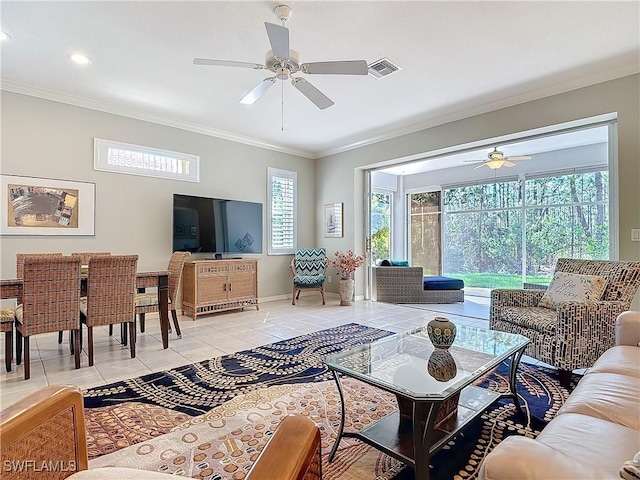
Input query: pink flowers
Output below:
<box><xmin>330</xmin><ymin>250</ymin><xmax>365</xmax><ymax>279</ymax></box>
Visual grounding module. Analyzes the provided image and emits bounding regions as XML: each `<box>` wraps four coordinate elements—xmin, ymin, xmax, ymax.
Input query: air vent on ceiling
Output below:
<box><xmin>368</xmin><ymin>57</ymin><xmax>401</xmax><ymax>79</ymax></box>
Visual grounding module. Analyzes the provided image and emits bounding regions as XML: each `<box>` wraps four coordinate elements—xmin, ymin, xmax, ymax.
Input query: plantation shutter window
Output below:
<box><xmin>268</xmin><ymin>167</ymin><xmax>297</xmax><ymax>255</ymax></box>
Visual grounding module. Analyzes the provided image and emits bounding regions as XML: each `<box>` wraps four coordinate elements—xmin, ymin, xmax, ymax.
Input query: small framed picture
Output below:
<box><xmin>323</xmin><ymin>202</ymin><xmax>343</xmax><ymax>238</ymax></box>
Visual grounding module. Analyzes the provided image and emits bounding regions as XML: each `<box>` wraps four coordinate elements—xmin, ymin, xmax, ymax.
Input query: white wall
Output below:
<box><xmin>316</xmin><ymin>74</ymin><xmax>640</xmax><ymax>308</ymax></box>
<box><xmin>0</xmin><ymin>92</ymin><xmax>315</xmax><ymax>300</ymax></box>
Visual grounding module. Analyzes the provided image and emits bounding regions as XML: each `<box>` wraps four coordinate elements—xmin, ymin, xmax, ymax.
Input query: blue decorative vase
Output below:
<box><xmin>427</xmin><ymin>317</ymin><xmax>457</xmax><ymax>349</ymax></box>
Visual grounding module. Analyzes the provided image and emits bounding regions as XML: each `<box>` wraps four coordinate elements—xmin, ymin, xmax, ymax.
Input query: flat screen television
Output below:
<box><xmin>173</xmin><ymin>194</ymin><xmax>263</xmax><ymax>255</ymax></box>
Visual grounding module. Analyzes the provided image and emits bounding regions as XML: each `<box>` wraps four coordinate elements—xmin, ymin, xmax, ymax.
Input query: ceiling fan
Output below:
<box><xmin>465</xmin><ymin>147</ymin><xmax>532</xmax><ymax>169</ymax></box>
<box><xmin>193</xmin><ymin>4</ymin><xmax>369</xmax><ymax>110</ymax></box>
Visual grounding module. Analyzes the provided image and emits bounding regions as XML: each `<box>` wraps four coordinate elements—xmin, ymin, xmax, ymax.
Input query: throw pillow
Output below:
<box><xmin>538</xmin><ymin>271</ymin><xmax>607</xmax><ymax>309</ymax></box>
<box><xmin>619</xmin><ymin>451</ymin><xmax>640</xmax><ymax>480</ymax></box>
<box><xmin>390</xmin><ymin>260</ymin><xmax>410</xmax><ymax>267</ymax></box>
<box><xmin>379</xmin><ymin>259</ymin><xmax>391</xmax><ymax>266</ymax></box>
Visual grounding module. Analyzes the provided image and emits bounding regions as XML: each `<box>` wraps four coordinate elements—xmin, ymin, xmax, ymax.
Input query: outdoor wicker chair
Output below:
<box><xmin>80</xmin><ymin>255</ymin><xmax>138</xmax><ymax>366</ymax></box>
<box><xmin>15</xmin><ymin>256</ymin><xmax>82</xmax><ymax>380</ymax></box>
<box><xmin>490</xmin><ymin>258</ymin><xmax>640</xmax><ymax>386</ymax></box>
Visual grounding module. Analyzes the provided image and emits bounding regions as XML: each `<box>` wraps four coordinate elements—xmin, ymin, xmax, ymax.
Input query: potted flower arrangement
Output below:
<box><xmin>330</xmin><ymin>250</ymin><xmax>365</xmax><ymax>305</ymax></box>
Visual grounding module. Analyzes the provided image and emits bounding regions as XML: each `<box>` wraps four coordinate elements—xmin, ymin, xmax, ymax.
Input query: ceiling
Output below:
<box><xmin>1</xmin><ymin>1</ymin><xmax>638</xmax><ymax>159</ymax></box>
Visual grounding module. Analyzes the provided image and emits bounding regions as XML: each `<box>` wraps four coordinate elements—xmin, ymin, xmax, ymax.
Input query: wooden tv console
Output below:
<box><xmin>181</xmin><ymin>259</ymin><xmax>259</xmax><ymax>320</ymax></box>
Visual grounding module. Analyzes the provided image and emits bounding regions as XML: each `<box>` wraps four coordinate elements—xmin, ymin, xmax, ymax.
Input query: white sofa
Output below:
<box><xmin>479</xmin><ymin>310</ymin><xmax>640</xmax><ymax>480</ymax></box>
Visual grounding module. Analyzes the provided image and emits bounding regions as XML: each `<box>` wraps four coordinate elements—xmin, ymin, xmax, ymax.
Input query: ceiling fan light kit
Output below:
<box><xmin>466</xmin><ymin>147</ymin><xmax>532</xmax><ymax>169</ymax></box>
<box><xmin>193</xmin><ymin>4</ymin><xmax>368</xmax><ymax>111</ymax></box>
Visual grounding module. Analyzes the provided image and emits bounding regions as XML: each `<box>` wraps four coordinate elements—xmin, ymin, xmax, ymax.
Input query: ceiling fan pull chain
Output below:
<box><xmin>281</xmin><ymin>77</ymin><xmax>284</xmax><ymax>131</ymax></box>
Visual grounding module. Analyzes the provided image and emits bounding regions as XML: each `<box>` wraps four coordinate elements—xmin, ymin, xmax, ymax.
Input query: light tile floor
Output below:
<box><xmin>0</xmin><ymin>295</ymin><xmax>548</xmax><ymax>408</ymax></box>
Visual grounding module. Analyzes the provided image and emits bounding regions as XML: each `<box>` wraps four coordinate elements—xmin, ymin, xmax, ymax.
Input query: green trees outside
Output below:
<box><xmin>371</xmin><ymin>192</ymin><xmax>391</xmax><ymax>263</ymax></box>
<box><xmin>442</xmin><ymin>171</ymin><xmax>608</xmax><ymax>288</ymax></box>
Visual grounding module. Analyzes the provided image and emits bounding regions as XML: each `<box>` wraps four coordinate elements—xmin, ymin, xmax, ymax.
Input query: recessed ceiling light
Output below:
<box><xmin>0</xmin><ymin>31</ymin><xmax>10</xmax><ymax>41</ymax></box>
<box><xmin>68</xmin><ymin>53</ymin><xmax>92</xmax><ymax>65</ymax></box>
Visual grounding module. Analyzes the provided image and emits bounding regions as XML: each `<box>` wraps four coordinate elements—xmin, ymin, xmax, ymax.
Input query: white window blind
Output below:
<box><xmin>94</xmin><ymin>138</ymin><xmax>199</xmax><ymax>183</ymax></box>
<box><xmin>267</xmin><ymin>167</ymin><xmax>297</xmax><ymax>255</ymax></box>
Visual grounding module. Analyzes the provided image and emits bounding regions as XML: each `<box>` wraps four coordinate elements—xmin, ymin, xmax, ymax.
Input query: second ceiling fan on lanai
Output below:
<box><xmin>193</xmin><ymin>5</ymin><xmax>369</xmax><ymax>110</ymax></box>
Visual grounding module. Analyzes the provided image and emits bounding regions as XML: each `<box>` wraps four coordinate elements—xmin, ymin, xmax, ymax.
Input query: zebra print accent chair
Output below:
<box><xmin>290</xmin><ymin>248</ymin><xmax>328</xmax><ymax>305</ymax></box>
<box><xmin>490</xmin><ymin>258</ymin><xmax>640</xmax><ymax>386</ymax></box>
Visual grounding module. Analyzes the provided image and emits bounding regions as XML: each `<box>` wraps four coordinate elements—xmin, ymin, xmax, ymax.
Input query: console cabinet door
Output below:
<box><xmin>182</xmin><ymin>259</ymin><xmax>259</xmax><ymax>319</ymax></box>
<box><xmin>228</xmin><ymin>262</ymin><xmax>257</xmax><ymax>300</ymax></box>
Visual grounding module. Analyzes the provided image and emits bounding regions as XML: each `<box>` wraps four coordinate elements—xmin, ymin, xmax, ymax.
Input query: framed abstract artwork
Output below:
<box><xmin>323</xmin><ymin>202</ymin><xmax>343</xmax><ymax>238</ymax></box>
<box><xmin>1</xmin><ymin>174</ymin><xmax>96</xmax><ymax>236</ymax></box>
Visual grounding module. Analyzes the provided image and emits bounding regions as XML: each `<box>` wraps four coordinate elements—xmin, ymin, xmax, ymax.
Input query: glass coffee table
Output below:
<box><xmin>326</xmin><ymin>324</ymin><xmax>530</xmax><ymax>480</ymax></box>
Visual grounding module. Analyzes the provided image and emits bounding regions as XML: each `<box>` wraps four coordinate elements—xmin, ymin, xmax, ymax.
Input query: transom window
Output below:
<box><xmin>94</xmin><ymin>138</ymin><xmax>199</xmax><ymax>183</ymax></box>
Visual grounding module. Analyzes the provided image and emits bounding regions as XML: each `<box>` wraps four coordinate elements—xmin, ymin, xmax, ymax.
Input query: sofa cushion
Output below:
<box><xmin>538</xmin><ymin>271</ymin><xmax>607</xmax><ymax>308</ymax></box>
<box><xmin>558</xmin><ymin>372</ymin><xmax>640</xmax><ymax>429</ymax></box>
<box><xmin>588</xmin><ymin>346</ymin><xmax>640</xmax><ymax>378</ymax></box>
<box><xmin>498</xmin><ymin>306</ymin><xmax>557</xmax><ymax>335</ymax></box>
<box><xmin>479</xmin><ymin>435</ymin><xmax>616</xmax><ymax>480</ymax></box>
<box><xmin>423</xmin><ymin>276</ymin><xmax>464</xmax><ymax>290</ymax></box>
<box><xmin>536</xmin><ymin>412</ymin><xmax>640</xmax><ymax>478</ymax></box>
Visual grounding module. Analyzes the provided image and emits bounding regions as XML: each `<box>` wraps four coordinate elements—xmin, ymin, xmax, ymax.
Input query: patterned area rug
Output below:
<box><xmin>83</xmin><ymin>323</ymin><xmax>579</xmax><ymax>479</ymax></box>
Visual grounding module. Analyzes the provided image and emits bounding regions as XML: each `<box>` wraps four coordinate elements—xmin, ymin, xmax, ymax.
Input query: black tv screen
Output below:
<box><xmin>173</xmin><ymin>194</ymin><xmax>263</xmax><ymax>254</ymax></box>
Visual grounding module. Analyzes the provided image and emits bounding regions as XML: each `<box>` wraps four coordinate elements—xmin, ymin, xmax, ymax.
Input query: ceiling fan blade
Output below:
<box><xmin>505</xmin><ymin>155</ymin><xmax>532</xmax><ymax>161</ymax></box>
<box><xmin>291</xmin><ymin>78</ymin><xmax>334</xmax><ymax>110</ymax></box>
<box><xmin>239</xmin><ymin>77</ymin><xmax>276</xmax><ymax>104</ymax></box>
<box><xmin>474</xmin><ymin>163</ymin><xmax>488</xmax><ymax>169</ymax></box>
<box><xmin>503</xmin><ymin>160</ymin><xmax>516</xmax><ymax>167</ymax></box>
<box><xmin>301</xmin><ymin>60</ymin><xmax>368</xmax><ymax>75</ymax></box>
<box><xmin>194</xmin><ymin>58</ymin><xmax>266</xmax><ymax>69</ymax></box>
<box><xmin>264</xmin><ymin>22</ymin><xmax>289</xmax><ymax>59</ymax></box>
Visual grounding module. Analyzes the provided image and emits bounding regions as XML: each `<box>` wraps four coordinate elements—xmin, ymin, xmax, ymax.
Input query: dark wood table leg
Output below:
<box><xmin>158</xmin><ymin>273</ymin><xmax>169</xmax><ymax>349</ymax></box>
<box><xmin>5</xmin><ymin>330</ymin><xmax>12</xmax><ymax>372</ymax></box>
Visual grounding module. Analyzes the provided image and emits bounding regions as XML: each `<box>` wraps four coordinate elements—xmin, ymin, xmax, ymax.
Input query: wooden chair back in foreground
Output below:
<box><xmin>80</xmin><ymin>255</ymin><xmax>138</xmax><ymax>366</ymax></box>
<box><xmin>0</xmin><ymin>385</ymin><xmax>88</xmax><ymax>480</ymax></box>
<box><xmin>136</xmin><ymin>251</ymin><xmax>191</xmax><ymax>339</ymax></box>
<box><xmin>0</xmin><ymin>385</ymin><xmax>321</xmax><ymax>480</ymax></box>
<box><xmin>15</xmin><ymin>256</ymin><xmax>82</xmax><ymax>380</ymax></box>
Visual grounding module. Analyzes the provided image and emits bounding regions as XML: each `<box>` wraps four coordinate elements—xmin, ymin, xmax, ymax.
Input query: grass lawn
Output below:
<box><xmin>447</xmin><ymin>273</ymin><xmax>550</xmax><ymax>289</ymax></box>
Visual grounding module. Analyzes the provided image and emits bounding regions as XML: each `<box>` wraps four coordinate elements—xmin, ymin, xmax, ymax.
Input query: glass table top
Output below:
<box><xmin>326</xmin><ymin>324</ymin><xmax>529</xmax><ymax>400</ymax></box>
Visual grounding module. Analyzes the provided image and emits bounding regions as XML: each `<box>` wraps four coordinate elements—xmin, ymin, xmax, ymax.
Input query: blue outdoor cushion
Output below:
<box><xmin>423</xmin><ymin>276</ymin><xmax>464</xmax><ymax>290</ymax></box>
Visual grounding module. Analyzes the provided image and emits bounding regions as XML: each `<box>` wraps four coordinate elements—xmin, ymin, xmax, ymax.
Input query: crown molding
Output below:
<box><xmin>314</xmin><ymin>64</ymin><xmax>639</xmax><ymax>159</ymax></box>
<box><xmin>3</xmin><ymin>63</ymin><xmax>637</xmax><ymax>162</ymax></box>
<box><xmin>0</xmin><ymin>80</ymin><xmax>314</xmax><ymax>159</ymax></box>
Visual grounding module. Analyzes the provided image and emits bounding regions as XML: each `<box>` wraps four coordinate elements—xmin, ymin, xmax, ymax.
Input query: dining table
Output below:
<box><xmin>0</xmin><ymin>270</ymin><xmax>171</xmax><ymax>349</ymax></box>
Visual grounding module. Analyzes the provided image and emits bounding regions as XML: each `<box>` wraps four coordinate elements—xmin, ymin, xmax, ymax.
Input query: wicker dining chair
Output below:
<box><xmin>135</xmin><ymin>251</ymin><xmax>191</xmax><ymax>339</ymax></box>
<box><xmin>70</xmin><ymin>252</ymin><xmax>111</xmax><ymax>266</ymax></box>
<box><xmin>0</xmin><ymin>309</ymin><xmax>15</xmax><ymax>372</ymax></box>
<box><xmin>15</xmin><ymin>256</ymin><xmax>82</xmax><ymax>380</ymax></box>
<box><xmin>80</xmin><ymin>255</ymin><xmax>138</xmax><ymax>366</ymax></box>
<box><xmin>15</xmin><ymin>252</ymin><xmax>64</xmax><ymax>280</ymax></box>
<box><xmin>63</xmin><ymin>253</ymin><xmax>112</xmax><ymax>345</ymax></box>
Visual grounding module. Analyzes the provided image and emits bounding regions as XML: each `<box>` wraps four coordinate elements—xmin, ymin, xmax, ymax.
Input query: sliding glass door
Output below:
<box><xmin>409</xmin><ymin>191</ymin><xmax>441</xmax><ymax>275</ymax></box>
